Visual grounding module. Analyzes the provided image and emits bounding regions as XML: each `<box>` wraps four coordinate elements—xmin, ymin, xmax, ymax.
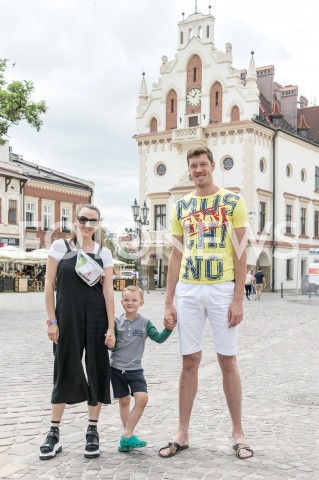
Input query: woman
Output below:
<box><xmin>39</xmin><ymin>204</ymin><xmax>115</xmax><ymax>460</ymax></box>
<box><xmin>245</xmin><ymin>270</ymin><xmax>253</xmax><ymax>300</ymax></box>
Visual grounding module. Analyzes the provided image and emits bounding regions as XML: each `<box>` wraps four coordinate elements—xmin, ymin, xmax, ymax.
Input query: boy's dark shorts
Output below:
<box><xmin>111</xmin><ymin>367</ymin><xmax>148</xmax><ymax>398</ymax></box>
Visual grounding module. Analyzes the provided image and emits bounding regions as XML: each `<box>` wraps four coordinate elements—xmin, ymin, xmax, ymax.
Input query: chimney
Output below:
<box><xmin>256</xmin><ymin>65</ymin><xmax>275</xmax><ymax>105</ymax></box>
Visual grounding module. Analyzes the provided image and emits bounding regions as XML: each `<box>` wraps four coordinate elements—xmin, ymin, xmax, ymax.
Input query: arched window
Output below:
<box><xmin>150</xmin><ymin>117</ymin><xmax>157</xmax><ymax>133</ymax></box>
<box><xmin>206</xmin><ymin>25</ymin><xmax>210</xmax><ymax>38</ymax></box>
<box><xmin>186</xmin><ymin>55</ymin><xmax>202</xmax><ymax>114</ymax></box>
<box><xmin>188</xmin><ymin>28</ymin><xmax>193</xmax><ymax>40</ymax></box>
<box><xmin>180</xmin><ymin>31</ymin><xmax>184</xmax><ymax>44</ymax></box>
<box><xmin>231</xmin><ymin>105</ymin><xmax>240</xmax><ymax>122</ymax></box>
<box><xmin>197</xmin><ymin>26</ymin><xmax>202</xmax><ymax>38</ymax></box>
<box><xmin>166</xmin><ymin>89</ymin><xmax>177</xmax><ymax>130</ymax></box>
<box><xmin>210</xmin><ymin>82</ymin><xmax>223</xmax><ymax>123</ymax></box>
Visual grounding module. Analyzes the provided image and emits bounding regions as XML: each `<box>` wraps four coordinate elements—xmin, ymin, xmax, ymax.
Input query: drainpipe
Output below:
<box><xmin>271</xmin><ymin>130</ymin><xmax>278</xmax><ymax>292</ymax></box>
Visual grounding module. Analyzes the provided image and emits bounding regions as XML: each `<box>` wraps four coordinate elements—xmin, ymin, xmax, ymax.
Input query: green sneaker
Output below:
<box><xmin>118</xmin><ymin>434</ymin><xmax>147</xmax><ymax>452</ymax></box>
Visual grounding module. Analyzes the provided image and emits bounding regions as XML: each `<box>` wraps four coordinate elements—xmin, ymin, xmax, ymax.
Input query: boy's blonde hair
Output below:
<box><xmin>122</xmin><ymin>285</ymin><xmax>144</xmax><ymax>300</ymax></box>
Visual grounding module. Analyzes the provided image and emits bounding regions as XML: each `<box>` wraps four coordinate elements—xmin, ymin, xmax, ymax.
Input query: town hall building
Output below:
<box><xmin>134</xmin><ymin>6</ymin><xmax>319</xmax><ymax>291</ymax></box>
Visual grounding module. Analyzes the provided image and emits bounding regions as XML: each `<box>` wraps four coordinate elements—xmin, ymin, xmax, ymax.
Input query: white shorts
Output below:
<box><xmin>175</xmin><ymin>281</ymin><xmax>238</xmax><ymax>356</ymax></box>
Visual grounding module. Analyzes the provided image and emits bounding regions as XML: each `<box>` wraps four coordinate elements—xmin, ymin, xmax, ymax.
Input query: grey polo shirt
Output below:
<box><xmin>110</xmin><ymin>313</ymin><xmax>172</xmax><ymax>371</ymax></box>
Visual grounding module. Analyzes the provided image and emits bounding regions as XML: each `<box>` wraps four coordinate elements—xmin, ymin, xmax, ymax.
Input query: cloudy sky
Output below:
<box><xmin>1</xmin><ymin>0</ymin><xmax>318</xmax><ymax>233</ymax></box>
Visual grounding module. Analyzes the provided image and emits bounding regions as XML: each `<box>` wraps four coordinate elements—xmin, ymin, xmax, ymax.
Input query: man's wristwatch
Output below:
<box><xmin>46</xmin><ymin>319</ymin><xmax>58</xmax><ymax>326</ymax></box>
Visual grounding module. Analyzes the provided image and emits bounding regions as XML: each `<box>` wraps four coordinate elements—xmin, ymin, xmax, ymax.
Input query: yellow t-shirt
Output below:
<box><xmin>170</xmin><ymin>188</ymin><xmax>248</xmax><ymax>284</ymax></box>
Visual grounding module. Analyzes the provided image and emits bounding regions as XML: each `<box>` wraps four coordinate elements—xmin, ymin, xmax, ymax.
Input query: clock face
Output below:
<box><xmin>187</xmin><ymin>88</ymin><xmax>201</xmax><ymax>107</ymax></box>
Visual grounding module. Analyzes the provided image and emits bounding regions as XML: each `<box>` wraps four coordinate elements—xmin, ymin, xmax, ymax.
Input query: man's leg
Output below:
<box><xmin>217</xmin><ymin>354</ymin><xmax>252</xmax><ymax>459</ymax></box>
<box><xmin>159</xmin><ymin>351</ymin><xmax>202</xmax><ymax>457</ymax></box>
<box><xmin>255</xmin><ymin>285</ymin><xmax>261</xmax><ymax>299</ymax></box>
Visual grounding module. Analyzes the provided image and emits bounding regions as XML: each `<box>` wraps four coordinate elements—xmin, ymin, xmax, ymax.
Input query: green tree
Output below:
<box><xmin>0</xmin><ymin>58</ymin><xmax>47</xmax><ymax>145</ymax></box>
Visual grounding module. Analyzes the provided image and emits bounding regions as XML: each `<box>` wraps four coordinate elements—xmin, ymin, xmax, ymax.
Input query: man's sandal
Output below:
<box><xmin>233</xmin><ymin>443</ymin><xmax>254</xmax><ymax>459</ymax></box>
<box><xmin>118</xmin><ymin>434</ymin><xmax>147</xmax><ymax>452</ymax></box>
<box><xmin>158</xmin><ymin>442</ymin><xmax>189</xmax><ymax>458</ymax></box>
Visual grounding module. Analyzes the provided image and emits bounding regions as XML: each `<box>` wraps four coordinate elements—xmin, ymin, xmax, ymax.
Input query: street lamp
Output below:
<box><xmin>131</xmin><ymin>199</ymin><xmax>149</xmax><ymax>288</ymax></box>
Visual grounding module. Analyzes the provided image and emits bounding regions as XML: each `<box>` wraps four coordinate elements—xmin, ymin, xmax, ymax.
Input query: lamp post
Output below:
<box><xmin>131</xmin><ymin>199</ymin><xmax>149</xmax><ymax>289</ymax></box>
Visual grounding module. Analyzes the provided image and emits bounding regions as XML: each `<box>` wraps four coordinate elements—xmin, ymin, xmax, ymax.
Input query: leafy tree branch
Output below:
<box><xmin>0</xmin><ymin>58</ymin><xmax>47</xmax><ymax>145</ymax></box>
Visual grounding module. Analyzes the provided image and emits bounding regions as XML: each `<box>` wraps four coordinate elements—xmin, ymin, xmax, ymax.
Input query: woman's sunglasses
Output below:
<box><xmin>77</xmin><ymin>216</ymin><xmax>100</xmax><ymax>226</ymax></box>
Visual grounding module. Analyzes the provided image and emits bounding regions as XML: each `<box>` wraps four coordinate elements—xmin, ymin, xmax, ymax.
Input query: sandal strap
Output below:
<box><xmin>86</xmin><ymin>431</ymin><xmax>99</xmax><ymax>441</ymax></box>
<box><xmin>40</xmin><ymin>432</ymin><xmax>59</xmax><ymax>452</ymax></box>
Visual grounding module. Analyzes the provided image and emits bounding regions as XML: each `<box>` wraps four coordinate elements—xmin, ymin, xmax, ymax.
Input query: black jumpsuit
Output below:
<box><xmin>51</xmin><ymin>241</ymin><xmax>111</xmax><ymax>406</ymax></box>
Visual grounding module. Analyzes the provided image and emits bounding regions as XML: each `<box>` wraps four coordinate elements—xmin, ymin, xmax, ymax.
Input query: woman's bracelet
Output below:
<box><xmin>46</xmin><ymin>319</ymin><xmax>57</xmax><ymax>326</ymax></box>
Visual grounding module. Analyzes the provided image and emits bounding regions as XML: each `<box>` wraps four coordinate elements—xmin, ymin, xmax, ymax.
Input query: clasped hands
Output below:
<box><xmin>164</xmin><ymin>306</ymin><xmax>177</xmax><ymax>330</ymax></box>
<box><xmin>105</xmin><ymin>329</ymin><xmax>115</xmax><ymax>348</ymax></box>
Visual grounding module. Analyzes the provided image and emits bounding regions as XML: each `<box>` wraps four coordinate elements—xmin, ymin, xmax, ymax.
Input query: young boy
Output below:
<box><xmin>111</xmin><ymin>285</ymin><xmax>175</xmax><ymax>452</ymax></box>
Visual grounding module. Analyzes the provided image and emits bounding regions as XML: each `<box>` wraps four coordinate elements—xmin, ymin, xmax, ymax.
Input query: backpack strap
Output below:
<box><xmin>97</xmin><ymin>245</ymin><xmax>102</xmax><ymax>256</ymax></box>
<box><xmin>63</xmin><ymin>239</ymin><xmax>71</xmax><ymax>252</ymax></box>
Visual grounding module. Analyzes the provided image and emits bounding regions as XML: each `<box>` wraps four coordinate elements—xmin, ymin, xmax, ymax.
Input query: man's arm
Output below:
<box><xmin>164</xmin><ymin>235</ymin><xmax>183</xmax><ymax>326</ymax></box>
<box><xmin>229</xmin><ymin>226</ymin><xmax>248</xmax><ymax>328</ymax></box>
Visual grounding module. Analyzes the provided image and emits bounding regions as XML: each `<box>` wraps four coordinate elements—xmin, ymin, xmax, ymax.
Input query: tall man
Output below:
<box><xmin>159</xmin><ymin>146</ymin><xmax>253</xmax><ymax>460</ymax></box>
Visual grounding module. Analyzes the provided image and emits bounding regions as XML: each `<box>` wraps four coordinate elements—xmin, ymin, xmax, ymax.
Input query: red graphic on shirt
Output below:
<box><xmin>181</xmin><ymin>206</ymin><xmax>229</xmax><ymax>237</ymax></box>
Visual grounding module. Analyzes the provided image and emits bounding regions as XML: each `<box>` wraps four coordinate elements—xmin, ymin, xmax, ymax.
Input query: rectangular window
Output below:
<box><xmin>188</xmin><ymin>116</ymin><xmax>198</xmax><ymax>127</ymax></box>
<box><xmin>314</xmin><ymin>211</ymin><xmax>319</xmax><ymax>237</ymax></box>
<box><xmin>315</xmin><ymin>166</ymin><xmax>319</xmax><ymax>190</ymax></box>
<box><xmin>154</xmin><ymin>205</ymin><xmax>166</xmax><ymax>231</ymax></box>
<box><xmin>61</xmin><ymin>207</ymin><xmax>71</xmax><ymax>231</ymax></box>
<box><xmin>193</xmin><ymin>67</ymin><xmax>197</xmax><ymax>82</ymax></box>
<box><xmin>259</xmin><ymin>201</ymin><xmax>266</xmax><ymax>231</ymax></box>
<box><xmin>300</xmin><ymin>208</ymin><xmax>306</xmax><ymax>235</ymax></box>
<box><xmin>286</xmin><ymin>205</ymin><xmax>292</xmax><ymax>234</ymax></box>
<box><xmin>171</xmin><ymin>99</ymin><xmax>174</xmax><ymax>113</ymax></box>
<box><xmin>286</xmin><ymin>259</ymin><xmax>293</xmax><ymax>280</ymax></box>
<box><xmin>26</xmin><ymin>201</ymin><xmax>36</xmax><ymax>228</ymax></box>
<box><xmin>8</xmin><ymin>199</ymin><xmax>17</xmax><ymax>225</ymax></box>
<box><xmin>43</xmin><ymin>204</ymin><xmax>53</xmax><ymax>230</ymax></box>
<box><xmin>215</xmin><ymin>92</ymin><xmax>219</xmax><ymax>106</ymax></box>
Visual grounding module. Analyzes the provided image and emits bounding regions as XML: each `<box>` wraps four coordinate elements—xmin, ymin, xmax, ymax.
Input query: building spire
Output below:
<box><xmin>246</xmin><ymin>50</ymin><xmax>257</xmax><ymax>83</ymax></box>
<box><xmin>195</xmin><ymin>0</ymin><xmax>197</xmax><ymax>13</ymax></box>
<box><xmin>139</xmin><ymin>72</ymin><xmax>148</xmax><ymax>105</ymax></box>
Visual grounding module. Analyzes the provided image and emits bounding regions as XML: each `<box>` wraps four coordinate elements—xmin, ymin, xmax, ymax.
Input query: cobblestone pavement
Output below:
<box><xmin>0</xmin><ymin>290</ymin><xmax>318</xmax><ymax>479</ymax></box>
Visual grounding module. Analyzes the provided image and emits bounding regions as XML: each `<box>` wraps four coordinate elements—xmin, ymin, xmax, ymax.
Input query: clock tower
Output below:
<box><xmin>134</xmin><ymin>6</ymin><xmax>260</xmax><ymax>287</ymax></box>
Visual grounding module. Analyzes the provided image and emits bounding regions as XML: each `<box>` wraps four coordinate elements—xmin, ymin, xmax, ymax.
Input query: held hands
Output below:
<box><xmin>105</xmin><ymin>329</ymin><xmax>115</xmax><ymax>348</ymax></box>
<box><xmin>164</xmin><ymin>306</ymin><xmax>177</xmax><ymax>330</ymax></box>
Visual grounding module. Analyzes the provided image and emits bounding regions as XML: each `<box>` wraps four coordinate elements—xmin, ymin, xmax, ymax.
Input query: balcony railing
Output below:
<box><xmin>172</xmin><ymin>126</ymin><xmax>206</xmax><ymax>146</ymax></box>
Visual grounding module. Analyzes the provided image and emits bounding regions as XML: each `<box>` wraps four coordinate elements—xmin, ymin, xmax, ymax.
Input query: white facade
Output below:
<box><xmin>135</xmin><ymin>10</ymin><xmax>319</xmax><ymax>291</ymax></box>
<box><xmin>0</xmin><ymin>143</ymin><xmax>25</xmax><ymax>247</ymax></box>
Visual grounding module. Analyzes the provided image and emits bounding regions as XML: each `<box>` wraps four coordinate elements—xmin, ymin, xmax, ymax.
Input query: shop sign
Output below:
<box><xmin>0</xmin><ymin>237</ymin><xmax>20</xmax><ymax>247</ymax></box>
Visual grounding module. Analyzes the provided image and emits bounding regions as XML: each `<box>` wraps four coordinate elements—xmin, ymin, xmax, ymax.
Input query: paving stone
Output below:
<box><xmin>0</xmin><ymin>291</ymin><xmax>319</xmax><ymax>479</ymax></box>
